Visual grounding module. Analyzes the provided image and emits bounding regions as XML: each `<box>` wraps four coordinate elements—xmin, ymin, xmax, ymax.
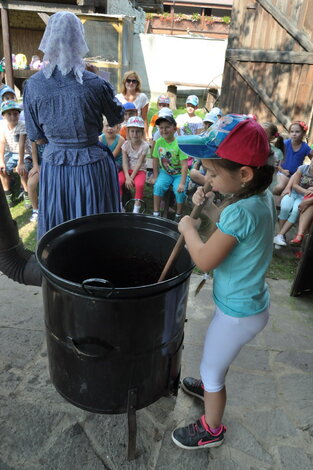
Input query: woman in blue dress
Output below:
<box><xmin>23</xmin><ymin>11</ymin><xmax>124</xmax><ymax>239</ymax></box>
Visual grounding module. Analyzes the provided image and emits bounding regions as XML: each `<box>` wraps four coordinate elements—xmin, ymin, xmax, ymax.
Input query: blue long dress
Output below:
<box><xmin>23</xmin><ymin>67</ymin><xmax>124</xmax><ymax>239</ymax></box>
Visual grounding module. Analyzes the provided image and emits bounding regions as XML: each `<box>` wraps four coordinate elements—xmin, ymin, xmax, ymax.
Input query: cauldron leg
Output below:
<box><xmin>127</xmin><ymin>388</ymin><xmax>137</xmax><ymax>460</ymax></box>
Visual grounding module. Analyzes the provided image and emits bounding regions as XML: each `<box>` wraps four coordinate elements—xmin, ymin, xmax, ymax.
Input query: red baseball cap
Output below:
<box><xmin>216</xmin><ymin>119</ymin><xmax>270</xmax><ymax>166</ymax></box>
<box><xmin>177</xmin><ymin>115</ymin><xmax>270</xmax><ymax>166</ymax></box>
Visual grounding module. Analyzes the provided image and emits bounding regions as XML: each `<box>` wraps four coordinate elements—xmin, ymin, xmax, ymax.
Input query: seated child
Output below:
<box><xmin>0</xmin><ymin>100</ymin><xmax>32</xmax><ymax>207</ymax></box>
<box><xmin>273</xmin><ymin>158</ymin><xmax>313</xmax><ymax>246</ymax></box>
<box><xmin>118</xmin><ymin>116</ymin><xmax>149</xmax><ymax>213</ymax></box>
<box><xmin>148</xmin><ymin>94</ymin><xmax>170</xmax><ymax>141</ymax></box>
<box><xmin>0</xmin><ymin>85</ymin><xmax>25</xmax><ymax>122</ymax></box>
<box><xmin>120</xmin><ymin>102</ymin><xmax>138</xmax><ymax>140</ymax></box>
<box><xmin>99</xmin><ymin>116</ymin><xmax>124</xmax><ymax>171</ymax></box>
<box><xmin>26</xmin><ymin>142</ymin><xmax>46</xmax><ymax>222</ymax></box>
<box><xmin>176</xmin><ymin>95</ymin><xmax>204</xmax><ymax>136</ymax></box>
<box><xmin>151</xmin><ymin>114</ymin><xmax>189</xmax><ymax>222</ymax></box>
<box><xmin>203</xmin><ymin>110</ymin><xmax>219</xmax><ymax>132</ymax></box>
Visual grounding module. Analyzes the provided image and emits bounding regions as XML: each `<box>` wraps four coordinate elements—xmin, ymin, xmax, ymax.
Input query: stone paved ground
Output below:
<box><xmin>0</xmin><ymin>273</ymin><xmax>312</xmax><ymax>470</ymax></box>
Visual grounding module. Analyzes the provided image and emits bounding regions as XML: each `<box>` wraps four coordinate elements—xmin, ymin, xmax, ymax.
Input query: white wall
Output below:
<box><xmin>133</xmin><ymin>34</ymin><xmax>228</xmax><ymax>102</ymax></box>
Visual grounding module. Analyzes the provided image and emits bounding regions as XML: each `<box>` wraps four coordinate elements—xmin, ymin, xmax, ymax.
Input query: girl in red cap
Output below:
<box><xmin>171</xmin><ymin>115</ymin><xmax>276</xmax><ymax>450</ymax></box>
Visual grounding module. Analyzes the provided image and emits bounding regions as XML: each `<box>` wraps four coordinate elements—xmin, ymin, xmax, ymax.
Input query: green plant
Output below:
<box><xmin>160</xmin><ymin>12</ymin><xmax>171</xmax><ymax>21</ymax></box>
<box><xmin>191</xmin><ymin>12</ymin><xmax>201</xmax><ymax>23</ymax></box>
<box><xmin>222</xmin><ymin>16</ymin><xmax>231</xmax><ymax>24</ymax></box>
<box><xmin>146</xmin><ymin>13</ymin><xmax>154</xmax><ymax>20</ymax></box>
<box><xmin>204</xmin><ymin>15</ymin><xmax>213</xmax><ymax>25</ymax></box>
<box><xmin>174</xmin><ymin>13</ymin><xmax>184</xmax><ymax>23</ymax></box>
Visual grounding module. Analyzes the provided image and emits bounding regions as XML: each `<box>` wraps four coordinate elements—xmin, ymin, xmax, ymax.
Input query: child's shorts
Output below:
<box><xmin>153</xmin><ymin>169</ymin><xmax>189</xmax><ymax>204</ymax></box>
<box><xmin>4</xmin><ymin>152</ymin><xmax>32</xmax><ymax>173</ymax></box>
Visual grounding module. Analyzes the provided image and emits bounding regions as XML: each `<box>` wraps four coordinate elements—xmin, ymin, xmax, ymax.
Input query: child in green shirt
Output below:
<box><xmin>151</xmin><ymin>115</ymin><xmax>189</xmax><ymax>221</ymax></box>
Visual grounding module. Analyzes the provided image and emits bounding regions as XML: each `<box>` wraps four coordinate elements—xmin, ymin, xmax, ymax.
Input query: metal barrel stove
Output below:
<box><xmin>36</xmin><ymin>213</ymin><xmax>194</xmax><ymax>459</ymax></box>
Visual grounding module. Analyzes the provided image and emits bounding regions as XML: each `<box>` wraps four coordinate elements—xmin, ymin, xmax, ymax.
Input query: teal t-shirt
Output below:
<box><xmin>99</xmin><ymin>134</ymin><xmax>122</xmax><ymax>166</ymax></box>
<box><xmin>213</xmin><ymin>190</ymin><xmax>276</xmax><ymax>317</ymax></box>
<box><xmin>152</xmin><ymin>137</ymin><xmax>188</xmax><ymax>175</ymax></box>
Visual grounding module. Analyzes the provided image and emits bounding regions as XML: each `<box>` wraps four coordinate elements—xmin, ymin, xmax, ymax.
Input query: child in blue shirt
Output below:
<box><xmin>273</xmin><ymin>121</ymin><xmax>313</xmax><ymax>195</ymax></box>
<box><xmin>151</xmin><ymin>115</ymin><xmax>189</xmax><ymax>222</ymax></box>
<box><xmin>171</xmin><ymin>115</ymin><xmax>276</xmax><ymax>451</ymax></box>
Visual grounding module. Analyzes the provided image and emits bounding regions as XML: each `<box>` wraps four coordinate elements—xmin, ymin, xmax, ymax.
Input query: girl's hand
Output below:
<box><xmin>298</xmin><ymin>198</ymin><xmax>312</xmax><ymax>213</ymax></box>
<box><xmin>177</xmin><ymin>183</ymin><xmax>185</xmax><ymax>193</ymax></box>
<box><xmin>281</xmin><ymin>186</ymin><xmax>292</xmax><ymax>196</ymax></box>
<box><xmin>28</xmin><ymin>166</ymin><xmax>40</xmax><ymax>178</ymax></box>
<box><xmin>192</xmin><ymin>186</ymin><xmax>213</xmax><ymax>206</ymax></box>
<box><xmin>16</xmin><ymin>162</ymin><xmax>26</xmax><ymax>176</ymax></box>
<box><xmin>125</xmin><ymin>175</ymin><xmax>134</xmax><ymax>190</ymax></box>
<box><xmin>282</xmin><ymin>169</ymin><xmax>290</xmax><ymax>176</ymax></box>
<box><xmin>0</xmin><ymin>162</ymin><xmax>6</xmax><ymax>175</ymax></box>
<box><xmin>148</xmin><ymin>176</ymin><xmax>156</xmax><ymax>185</ymax></box>
<box><xmin>178</xmin><ymin>215</ymin><xmax>201</xmax><ymax>235</ymax></box>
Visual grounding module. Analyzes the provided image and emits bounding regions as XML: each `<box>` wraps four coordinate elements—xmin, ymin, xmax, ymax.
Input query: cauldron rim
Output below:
<box><xmin>36</xmin><ymin>213</ymin><xmax>194</xmax><ymax>299</ymax></box>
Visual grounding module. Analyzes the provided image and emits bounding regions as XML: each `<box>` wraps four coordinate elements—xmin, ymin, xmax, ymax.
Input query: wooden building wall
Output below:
<box><xmin>0</xmin><ymin>11</ymin><xmax>45</xmax><ymax>65</ymax></box>
<box><xmin>220</xmin><ymin>0</ymin><xmax>313</xmax><ymax>141</ymax></box>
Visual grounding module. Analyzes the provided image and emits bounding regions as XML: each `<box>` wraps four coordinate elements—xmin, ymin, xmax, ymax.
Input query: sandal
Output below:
<box><xmin>290</xmin><ymin>234</ymin><xmax>304</xmax><ymax>245</ymax></box>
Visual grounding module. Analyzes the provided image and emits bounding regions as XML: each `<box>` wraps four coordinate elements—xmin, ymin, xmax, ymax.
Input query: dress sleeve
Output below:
<box><xmin>216</xmin><ymin>205</ymin><xmax>256</xmax><ymax>242</ymax></box>
<box><xmin>138</xmin><ymin>93</ymin><xmax>149</xmax><ymax>109</ymax></box>
<box><xmin>23</xmin><ymin>81</ymin><xmax>46</xmax><ymax>141</ymax></box>
<box><xmin>98</xmin><ymin>80</ymin><xmax>124</xmax><ymax>127</ymax></box>
<box><xmin>304</xmin><ymin>143</ymin><xmax>312</xmax><ymax>156</ymax></box>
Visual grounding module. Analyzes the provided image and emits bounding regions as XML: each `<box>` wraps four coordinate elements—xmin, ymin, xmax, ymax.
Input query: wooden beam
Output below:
<box><xmin>0</xmin><ymin>7</ymin><xmax>14</xmax><ymax>89</ymax></box>
<box><xmin>0</xmin><ymin>1</ymin><xmax>94</xmax><ymax>14</ymax></box>
<box><xmin>37</xmin><ymin>12</ymin><xmax>50</xmax><ymax>25</ymax></box>
<box><xmin>227</xmin><ymin>58</ymin><xmax>291</xmax><ymax>130</ymax></box>
<box><xmin>165</xmin><ymin>81</ymin><xmax>219</xmax><ymax>88</ymax></box>
<box><xmin>226</xmin><ymin>49</ymin><xmax>313</xmax><ymax>65</ymax></box>
<box><xmin>256</xmin><ymin>0</ymin><xmax>313</xmax><ymax>52</ymax></box>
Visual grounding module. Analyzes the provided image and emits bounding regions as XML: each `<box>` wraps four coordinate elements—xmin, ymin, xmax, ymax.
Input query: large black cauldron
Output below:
<box><xmin>36</xmin><ymin>213</ymin><xmax>193</xmax><ymax>415</ymax></box>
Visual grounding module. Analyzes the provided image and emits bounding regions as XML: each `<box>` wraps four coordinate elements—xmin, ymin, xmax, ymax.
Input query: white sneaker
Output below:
<box><xmin>30</xmin><ymin>210</ymin><xmax>38</xmax><ymax>223</ymax></box>
<box><xmin>273</xmin><ymin>234</ymin><xmax>287</xmax><ymax>246</ymax></box>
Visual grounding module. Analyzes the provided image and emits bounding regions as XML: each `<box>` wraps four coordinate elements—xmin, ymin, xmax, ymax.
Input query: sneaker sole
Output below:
<box><xmin>171</xmin><ymin>432</ymin><xmax>224</xmax><ymax>450</ymax></box>
<box><xmin>180</xmin><ymin>382</ymin><xmax>204</xmax><ymax>401</ymax></box>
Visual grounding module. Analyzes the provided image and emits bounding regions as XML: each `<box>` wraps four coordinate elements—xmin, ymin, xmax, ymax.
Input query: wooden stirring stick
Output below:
<box><xmin>158</xmin><ymin>180</ymin><xmax>212</xmax><ymax>282</ymax></box>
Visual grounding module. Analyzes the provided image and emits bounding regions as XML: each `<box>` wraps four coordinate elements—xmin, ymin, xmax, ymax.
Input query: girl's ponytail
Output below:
<box><xmin>274</xmin><ymin>135</ymin><xmax>285</xmax><ymax>155</ymax></box>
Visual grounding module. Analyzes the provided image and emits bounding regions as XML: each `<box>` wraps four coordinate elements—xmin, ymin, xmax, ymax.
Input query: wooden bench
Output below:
<box><xmin>164</xmin><ymin>81</ymin><xmax>219</xmax><ymax>110</ymax></box>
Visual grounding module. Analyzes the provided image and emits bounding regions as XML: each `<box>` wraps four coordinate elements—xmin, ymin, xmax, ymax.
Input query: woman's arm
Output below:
<box><xmin>112</xmin><ymin>135</ymin><xmax>125</xmax><ymax>158</ymax></box>
<box><xmin>178</xmin><ymin>216</ymin><xmax>237</xmax><ymax>272</ymax></box>
<box><xmin>141</xmin><ymin>103</ymin><xmax>149</xmax><ymax>139</ymax></box>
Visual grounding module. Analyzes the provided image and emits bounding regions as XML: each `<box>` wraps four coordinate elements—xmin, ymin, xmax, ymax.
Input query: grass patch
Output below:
<box><xmin>10</xmin><ymin>201</ymin><xmax>37</xmax><ymax>251</ymax></box>
<box><xmin>267</xmin><ymin>250</ymin><xmax>298</xmax><ymax>281</ymax></box>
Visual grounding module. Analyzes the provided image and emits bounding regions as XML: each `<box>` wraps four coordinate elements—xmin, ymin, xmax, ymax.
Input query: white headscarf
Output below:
<box><xmin>39</xmin><ymin>11</ymin><xmax>89</xmax><ymax>84</ymax></box>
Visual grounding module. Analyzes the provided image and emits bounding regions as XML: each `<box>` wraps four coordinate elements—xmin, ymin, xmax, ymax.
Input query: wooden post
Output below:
<box><xmin>170</xmin><ymin>5</ymin><xmax>174</xmax><ymax>35</ymax></box>
<box><xmin>0</xmin><ymin>7</ymin><xmax>14</xmax><ymax>89</ymax></box>
<box><xmin>205</xmin><ymin>88</ymin><xmax>218</xmax><ymax>111</ymax></box>
<box><xmin>167</xmin><ymin>84</ymin><xmax>177</xmax><ymax>110</ymax></box>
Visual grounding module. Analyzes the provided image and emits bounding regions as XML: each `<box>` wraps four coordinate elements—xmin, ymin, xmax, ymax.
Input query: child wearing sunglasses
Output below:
<box><xmin>115</xmin><ymin>71</ymin><xmax>149</xmax><ymax>138</ymax></box>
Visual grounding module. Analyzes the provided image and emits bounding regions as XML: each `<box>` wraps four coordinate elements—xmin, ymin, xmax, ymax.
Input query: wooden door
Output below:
<box><xmin>220</xmin><ymin>0</ymin><xmax>313</xmax><ymax>140</ymax></box>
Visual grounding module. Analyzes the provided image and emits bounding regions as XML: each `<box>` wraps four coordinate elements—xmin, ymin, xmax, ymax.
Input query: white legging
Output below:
<box><xmin>200</xmin><ymin>306</ymin><xmax>269</xmax><ymax>393</ymax></box>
